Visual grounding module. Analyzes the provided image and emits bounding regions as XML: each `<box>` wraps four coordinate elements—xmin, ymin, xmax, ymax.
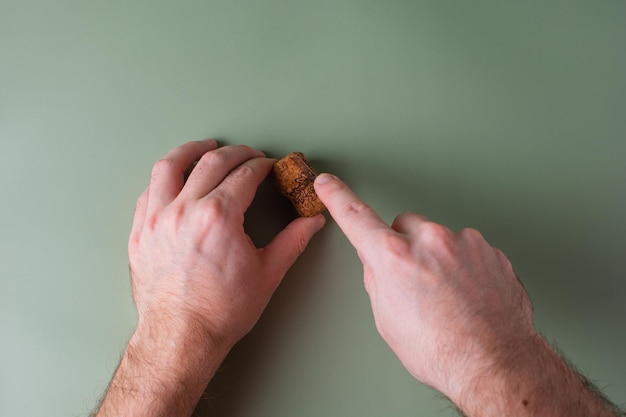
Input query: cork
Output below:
<box><xmin>272</xmin><ymin>152</ymin><xmax>326</xmax><ymax>217</ymax></box>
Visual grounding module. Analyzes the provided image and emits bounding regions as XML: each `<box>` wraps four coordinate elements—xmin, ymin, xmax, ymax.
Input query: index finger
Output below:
<box><xmin>314</xmin><ymin>173</ymin><xmax>391</xmax><ymax>257</ymax></box>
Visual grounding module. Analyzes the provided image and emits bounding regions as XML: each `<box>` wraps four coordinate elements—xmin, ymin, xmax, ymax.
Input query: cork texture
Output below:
<box><xmin>272</xmin><ymin>152</ymin><xmax>326</xmax><ymax>217</ymax></box>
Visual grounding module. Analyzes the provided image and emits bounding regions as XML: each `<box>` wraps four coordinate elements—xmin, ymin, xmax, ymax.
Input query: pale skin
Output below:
<box><xmin>93</xmin><ymin>140</ymin><xmax>622</xmax><ymax>417</ymax></box>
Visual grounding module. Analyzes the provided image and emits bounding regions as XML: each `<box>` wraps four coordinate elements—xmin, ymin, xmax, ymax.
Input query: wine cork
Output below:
<box><xmin>272</xmin><ymin>152</ymin><xmax>326</xmax><ymax>217</ymax></box>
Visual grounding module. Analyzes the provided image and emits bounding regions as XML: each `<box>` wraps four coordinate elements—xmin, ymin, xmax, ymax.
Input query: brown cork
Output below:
<box><xmin>272</xmin><ymin>152</ymin><xmax>326</xmax><ymax>217</ymax></box>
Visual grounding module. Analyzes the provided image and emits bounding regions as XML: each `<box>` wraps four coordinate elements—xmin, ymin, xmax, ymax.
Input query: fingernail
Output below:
<box><xmin>315</xmin><ymin>173</ymin><xmax>335</xmax><ymax>185</ymax></box>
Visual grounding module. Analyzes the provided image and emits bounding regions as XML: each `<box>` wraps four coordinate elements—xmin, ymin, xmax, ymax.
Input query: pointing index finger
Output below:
<box><xmin>314</xmin><ymin>173</ymin><xmax>391</xmax><ymax>257</ymax></box>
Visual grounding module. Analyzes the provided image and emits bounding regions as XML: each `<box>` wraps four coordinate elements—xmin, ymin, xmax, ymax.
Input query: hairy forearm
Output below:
<box><xmin>458</xmin><ymin>334</ymin><xmax>623</xmax><ymax>417</ymax></box>
<box><xmin>93</xmin><ymin>319</ymin><xmax>230</xmax><ymax>417</ymax></box>
<box><xmin>94</xmin><ymin>348</ymin><xmax>203</xmax><ymax>417</ymax></box>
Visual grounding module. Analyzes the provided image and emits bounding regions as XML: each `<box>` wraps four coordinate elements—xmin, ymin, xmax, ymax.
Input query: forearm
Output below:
<box><xmin>458</xmin><ymin>334</ymin><xmax>622</xmax><ymax>417</ymax></box>
<box><xmin>93</xmin><ymin>321</ymin><xmax>230</xmax><ymax>417</ymax></box>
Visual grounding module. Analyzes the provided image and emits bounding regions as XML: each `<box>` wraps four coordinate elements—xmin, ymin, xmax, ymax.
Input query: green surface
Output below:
<box><xmin>1</xmin><ymin>1</ymin><xmax>625</xmax><ymax>416</ymax></box>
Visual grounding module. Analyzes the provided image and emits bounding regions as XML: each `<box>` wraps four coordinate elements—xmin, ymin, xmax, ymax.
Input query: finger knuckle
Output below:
<box><xmin>233</xmin><ymin>163</ymin><xmax>256</xmax><ymax>180</ymax></box>
<box><xmin>292</xmin><ymin>231</ymin><xmax>310</xmax><ymax>255</ymax></box>
<box><xmin>380</xmin><ymin>232</ymin><xmax>412</xmax><ymax>260</ymax></box>
<box><xmin>151</xmin><ymin>157</ymin><xmax>176</xmax><ymax>179</ymax></box>
<box><xmin>392</xmin><ymin>211</ymin><xmax>427</xmax><ymax>231</ymax></box>
<box><xmin>202</xmin><ymin>195</ymin><xmax>228</xmax><ymax>220</ymax></box>
<box><xmin>419</xmin><ymin>221</ymin><xmax>453</xmax><ymax>243</ymax></box>
<box><xmin>200</xmin><ymin>149</ymin><xmax>227</xmax><ymax>167</ymax></box>
<box><xmin>459</xmin><ymin>227</ymin><xmax>484</xmax><ymax>242</ymax></box>
<box><xmin>340</xmin><ymin>199</ymin><xmax>372</xmax><ymax>221</ymax></box>
<box><xmin>395</xmin><ymin>211</ymin><xmax>414</xmax><ymax>221</ymax></box>
<box><xmin>398</xmin><ymin>211</ymin><xmax>424</xmax><ymax>222</ymax></box>
<box><xmin>418</xmin><ymin>222</ymin><xmax>456</xmax><ymax>256</ymax></box>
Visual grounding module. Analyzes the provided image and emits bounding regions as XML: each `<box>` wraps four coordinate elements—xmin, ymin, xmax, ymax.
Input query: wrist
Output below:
<box><xmin>96</xmin><ymin>316</ymin><xmax>230</xmax><ymax>417</ymax></box>
<box><xmin>456</xmin><ymin>332</ymin><xmax>547</xmax><ymax>416</ymax></box>
<box><xmin>129</xmin><ymin>312</ymin><xmax>232</xmax><ymax>382</ymax></box>
<box><xmin>456</xmin><ymin>333</ymin><xmax>619</xmax><ymax>417</ymax></box>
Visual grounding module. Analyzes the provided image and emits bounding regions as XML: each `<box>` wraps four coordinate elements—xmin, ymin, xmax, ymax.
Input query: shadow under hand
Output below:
<box><xmin>194</xmin><ymin>177</ymin><xmax>331</xmax><ymax>417</ymax></box>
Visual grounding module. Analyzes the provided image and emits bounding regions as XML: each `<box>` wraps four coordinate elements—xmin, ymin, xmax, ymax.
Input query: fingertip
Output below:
<box><xmin>314</xmin><ymin>172</ymin><xmax>336</xmax><ymax>186</ymax></box>
<box><xmin>312</xmin><ymin>213</ymin><xmax>326</xmax><ymax>233</ymax></box>
<box><xmin>314</xmin><ymin>173</ymin><xmax>341</xmax><ymax>204</ymax></box>
<box><xmin>201</xmin><ymin>138</ymin><xmax>218</xmax><ymax>150</ymax></box>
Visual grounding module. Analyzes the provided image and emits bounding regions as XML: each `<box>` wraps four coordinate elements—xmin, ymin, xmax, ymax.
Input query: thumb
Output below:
<box><xmin>262</xmin><ymin>214</ymin><xmax>326</xmax><ymax>284</ymax></box>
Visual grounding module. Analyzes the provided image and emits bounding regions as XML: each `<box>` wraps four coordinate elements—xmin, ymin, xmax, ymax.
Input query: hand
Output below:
<box><xmin>313</xmin><ymin>173</ymin><xmax>535</xmax><ymax>403</ymax></box>
<box><xmin>127</xmin><ymin>140</ymin><xmax>325</xmax><ymax>370</ymax></box>
<box><xmin>95</xmin><ymin>140</ymin><xmax>325</xmax><ymax>417</ymax></box>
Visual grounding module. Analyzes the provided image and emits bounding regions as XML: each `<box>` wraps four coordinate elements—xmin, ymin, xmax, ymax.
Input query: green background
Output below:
<box><xmin>2</xmin><ymin>1</ymin><xmax>625</xmax><ymax>416</ymax></box>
